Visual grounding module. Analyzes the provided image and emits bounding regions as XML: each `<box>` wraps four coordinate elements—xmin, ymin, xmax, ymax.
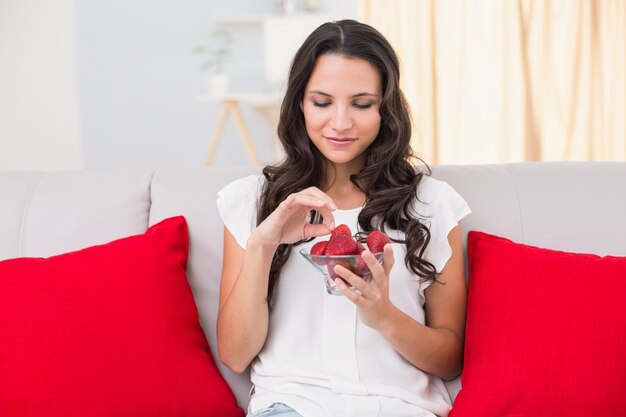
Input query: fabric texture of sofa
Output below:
<box><xmin>1</xmin><ymin>162</ymin><xmax>625</xmax><ymax>416</ymax></box>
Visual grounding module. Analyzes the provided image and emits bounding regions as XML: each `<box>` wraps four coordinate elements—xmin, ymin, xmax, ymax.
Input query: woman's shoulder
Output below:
<box><xmin>413</xmin><ymin>175</ymin><xmax>469</xmax><ymax>218</ymax></box>
<box><xmin>218</xmin><ymin>174</ymin><xmax>265</xmax><ymax>199</ymax></box>
<box><xmin>415</xmin><ymin>174</ymin><xmax>450</xmax><ymax>201</ymax></box>
<box><xmin>216</xmin><ymin>174</ymin><xmax>265</xmax><ymax>248</ymax></box>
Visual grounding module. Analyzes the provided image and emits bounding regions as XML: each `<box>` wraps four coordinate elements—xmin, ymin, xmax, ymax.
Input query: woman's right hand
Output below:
<box><xmin>251</xmin><ymin>187</ymin><xmax>337</xmax><ymax>247</ymax></box>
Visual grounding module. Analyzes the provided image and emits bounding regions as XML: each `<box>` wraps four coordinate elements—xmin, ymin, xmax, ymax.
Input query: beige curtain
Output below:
<box><xmin>361</xmin><ymin>0</ymin><xmax>626</xmax><ymax>164</ymax></box>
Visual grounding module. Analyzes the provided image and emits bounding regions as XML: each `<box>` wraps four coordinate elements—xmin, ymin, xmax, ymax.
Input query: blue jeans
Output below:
<box><xmin>247</xmin><ymin>403</ymin><xmax>303</xmax><ymax>417</ymax></box>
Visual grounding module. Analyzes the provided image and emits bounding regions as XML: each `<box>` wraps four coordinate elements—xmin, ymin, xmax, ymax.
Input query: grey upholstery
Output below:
<box><xmin>1</xmin><ymin>162</ymin><xmax>624</xmax><ymax>407</ymax></box>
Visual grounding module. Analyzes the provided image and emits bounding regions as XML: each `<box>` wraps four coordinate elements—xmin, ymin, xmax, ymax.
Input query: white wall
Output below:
<box><xmin>73</xmin><ymin>0</ymin><xmax>358</xmax><ymax>169</ymax></box>
<box><xmin>0</xmin><ymin>0</ymin><xmax>359</xmax><ymax>171</ymax></box>
<box><xmin>0</xmin><ymin>0</ymin><xmax>82</xmax><ymax>171</ymax></box>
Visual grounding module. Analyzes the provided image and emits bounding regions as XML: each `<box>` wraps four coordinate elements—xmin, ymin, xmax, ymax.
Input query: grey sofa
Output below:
<box><xmin>1</xmin><ymin>161</ymin><xmax>625</xmax><ymax>408</ymax></box>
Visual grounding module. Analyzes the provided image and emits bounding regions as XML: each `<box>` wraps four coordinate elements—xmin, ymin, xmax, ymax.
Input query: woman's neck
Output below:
<box><xmin>322</xmin><ymin>163</ymin><xmax>366</xmax><ymax>210</ymax></box>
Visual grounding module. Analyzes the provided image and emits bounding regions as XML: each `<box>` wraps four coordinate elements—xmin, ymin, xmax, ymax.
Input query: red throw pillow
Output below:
<box><xmin>450</xmin><ymin>231</ymin><xmax>626</xmax><ymax>416</ymax></box>
<box><xmin>0</xmin><ymin>216</ymin><xmax>244</xmax><ymax>417</ymax></box>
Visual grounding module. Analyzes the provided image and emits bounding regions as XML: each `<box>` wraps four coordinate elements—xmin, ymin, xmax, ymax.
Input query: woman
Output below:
<box><xmin>217</xmin><ymin>19</ymin><xmax>470</xmax><ymax>417</ymax></box>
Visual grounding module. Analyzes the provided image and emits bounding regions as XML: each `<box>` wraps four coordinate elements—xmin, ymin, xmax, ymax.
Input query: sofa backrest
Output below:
<box><xmin>1</xmin><ymin>162</ymin><xmax>625</xmax><ymax>407</ymax></box>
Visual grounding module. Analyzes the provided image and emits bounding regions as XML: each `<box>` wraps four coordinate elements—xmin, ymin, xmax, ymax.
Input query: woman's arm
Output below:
<box><xmin>216</xmin><ymin>227</ymin><xmax>276</xmax><ymax>373</ymax></box>
<box><xmin>217</xmin><ymin>188</ymin><xmax>337</xmax><ymax>373</ymax></box>
<box><xmin>334</xmin><ymin>225</ymin><xmax>467</xmax><ymax>380</ymax></box>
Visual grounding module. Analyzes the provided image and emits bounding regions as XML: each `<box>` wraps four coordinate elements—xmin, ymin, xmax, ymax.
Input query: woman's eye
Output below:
<box><xmin>354</xmin><ymin>103</ymin><xmax>373</xmax><ymax>109</ymax></box>
<box><xmin>312</xmin><ymin>101</ymin><xmax>331</xmax><ymax>108</ymax></box>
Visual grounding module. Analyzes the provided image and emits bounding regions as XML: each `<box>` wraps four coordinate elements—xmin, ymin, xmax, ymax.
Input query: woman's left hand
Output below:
<box><xmin>333</xmin><ymin>243</ymin><xmax>396</xmax><ymax>330</ymax></box>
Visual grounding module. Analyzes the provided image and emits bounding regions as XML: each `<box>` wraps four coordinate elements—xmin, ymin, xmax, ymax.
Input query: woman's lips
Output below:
<box><xmin>325</xmin><ymin>136</ymin><xmax>356</xmax><ymax>146</ymax></box>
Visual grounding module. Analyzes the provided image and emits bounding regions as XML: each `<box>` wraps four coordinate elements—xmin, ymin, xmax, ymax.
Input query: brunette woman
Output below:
<box><xmin>217</xmin><ymin>19</ymin><xmax>470</xmax><ymax>417</ymax></box>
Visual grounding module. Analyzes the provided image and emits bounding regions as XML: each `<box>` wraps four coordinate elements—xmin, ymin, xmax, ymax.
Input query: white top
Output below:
<box><xmin>217</xmin><ymin>174</ymin><xmax>471</xmax><ymax>417</ymax></box>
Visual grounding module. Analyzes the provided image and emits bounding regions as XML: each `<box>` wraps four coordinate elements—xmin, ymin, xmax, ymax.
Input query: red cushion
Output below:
<box><xmin>0</xmin><ymin>216</ymin><xmax>244</xmax><ymax>417</ymax></box>
<box><xmin>450</xmin><ymin>231</ymin><xmax>626</xmax><ymax>417</ymax></box>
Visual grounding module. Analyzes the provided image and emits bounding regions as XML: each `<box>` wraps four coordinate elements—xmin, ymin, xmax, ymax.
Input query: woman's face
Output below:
<box><xmin>301</xmin><ymin>54</ymin><xmax>382</xmax><ymax>171</ymax></box>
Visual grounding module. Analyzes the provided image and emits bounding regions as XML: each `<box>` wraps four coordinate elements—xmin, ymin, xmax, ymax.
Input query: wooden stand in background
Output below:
<box><xmin>200</xmin><ymin>92</ymin><xmax>282</xmax><ymax>166</ymax></box>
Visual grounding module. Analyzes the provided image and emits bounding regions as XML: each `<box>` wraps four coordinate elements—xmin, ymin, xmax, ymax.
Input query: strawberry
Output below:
<box><xmin>323</xmin><ymin>225</ymin><xmax>360</xmax><ymax>284</ymax></box>
<box><xmin>366</xmin><ymin>230</ymin><xmax>390</xmax><ymax>253</ymax></box>
<box><xmin>310</xmin><ymin>240</ymin><xmax>328</xmax><ymax>256</ymax></box>
<box><xmin>354</xmin><ymin>257</ymin><xmax>369</xmax><ymax>276</ymax></box>
<box><xmin>310</xmin><ymin>240</ymin><xmax>329</xmax><ymax>265</ymax></box>
<box><xmin>325</xmin><ymin>234</ymin><xmax>359</xmax><ymax>256</ymax></box>
<box><xmin>330</xmin><ymin>224</ymin><xmax>352</xmax><ymax>239</ymax></box>
<box><xmin>327</xmin><ymin>259</ymin><xmax>351</xmax><ymax>281</ymax></box>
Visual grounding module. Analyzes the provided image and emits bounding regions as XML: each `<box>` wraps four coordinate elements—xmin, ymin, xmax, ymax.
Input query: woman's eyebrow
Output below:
<box><xmin>307</xmin><ymin>90</ymin><xmax>380</xmax><ymax>98</ymax></box>
<box><xmin>352</xmin><ymin>92</ymin><xmax>379</xmax><ymax>98</ymax></box>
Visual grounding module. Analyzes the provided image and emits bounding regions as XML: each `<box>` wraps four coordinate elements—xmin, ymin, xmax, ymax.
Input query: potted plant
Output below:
<box><xmin>194</xmin><ymin>28</ymin><xmax>233</xmax><ymax>97</ymax></box>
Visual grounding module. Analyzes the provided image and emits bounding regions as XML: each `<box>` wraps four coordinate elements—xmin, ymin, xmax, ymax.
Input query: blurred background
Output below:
<box><xmin>1</xmin><ymin>0</ymin><xmax>624</xmax><ymax>171</ymax></box>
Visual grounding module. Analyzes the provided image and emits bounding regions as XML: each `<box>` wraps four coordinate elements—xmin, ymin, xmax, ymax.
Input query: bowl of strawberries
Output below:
<box><xmin>299</xmin><ymin>224</ymin><xmax>390</xmax><ymax>295</ymax></box>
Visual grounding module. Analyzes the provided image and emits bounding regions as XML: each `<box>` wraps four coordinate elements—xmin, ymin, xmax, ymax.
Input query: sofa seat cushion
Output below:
<box><xmin>0</xmin><ymin>216</ymin><xmax>243</xmax><ymax>417</ymax></box>
<box><xmin>450</xmin><ymin>231</ymin><xmax>626</xmax><ymax>416</ymax></box>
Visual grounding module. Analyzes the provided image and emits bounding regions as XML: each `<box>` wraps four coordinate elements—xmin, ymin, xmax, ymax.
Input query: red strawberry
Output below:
<box><xmin>325</xmin><ymin>234</ymin><xmax>359</xmax><ymax>256</ymax></box>
<box><xmin>331</xmin><ymin>224</ymin><xmax>352</xmax><ymax>239</ymax></box>
<box><xmin>354</xmin><ymin>257</ymin><xmax>369</xmax><ymax>276</ymax></box>
<box><xmin>310</xmin><ymin>240</ymin><xmax>328</xmax><ymax>256</ymax></box>
<box><xmin>310</xmin><ymin>240</ymin><xmax>329</xmax><ymax>265</ymax></box>
<box><xmin>366</xmin><ymin>230</ymin><xmax>390</xmax><ymax>253</ymax></box>
<box><xmin>328</xmin><ymin>259</ymin><xmax>351</xmax><ymax>281</ymax></box>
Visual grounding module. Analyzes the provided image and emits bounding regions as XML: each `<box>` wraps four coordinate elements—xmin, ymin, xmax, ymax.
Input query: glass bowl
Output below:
<box><xmin>299</xmin><ymin>247</ymin><xmax>384</xmax><ymax>295</ymax></box>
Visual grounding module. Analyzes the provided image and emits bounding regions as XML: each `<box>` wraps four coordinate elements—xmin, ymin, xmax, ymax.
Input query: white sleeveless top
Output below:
<box><xmin>217</xmin><ymin>175</ymin><xmax>471</xmax><ymax>417</ymax></box>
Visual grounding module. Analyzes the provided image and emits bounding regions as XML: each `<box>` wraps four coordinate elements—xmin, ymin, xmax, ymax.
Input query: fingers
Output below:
<box><xmin>285</xmin><ymin>187</ymin><xmax>337</xmax><ymax>211</ymax></box>
<box><xmin>281</xmin><ymin>188</ymin><xmax>336</xmax><ymax>229</ymax></box>
<box><xmin>334</xmin><ymin>276</ymin><xmax>363</xmax><ymax>303</ymax></box>
<box><xmin>333</xmin><ymin>244</ymin><xmax>395</xmax><ymax>294</ymax></box>
<box><xmin>281</xmin><ymin>193</ymin><xmax>333</xmax><ymax>211</ymax></box>
<box><xmin>333</xmin><ymin>246</ymin><xmax>395</xmax><ymax>330</ymax></box>
<box><xmin>360</xmin><ymin>244</ymin><xmax>393</xmax><ymax>279</ymax></box>
<box><xmin>303</xmin><ymin>223</ymin><xmax>334</xmax><ymax>239</ymax></box>
<box><xmin>332</xmin><ymin>262</ymin><xmax>368</xmax><ymax>299</ymax></box>
<box><xmin>382</xmin><ymin>243</ymin><xmax>394</xmax><ymax>276</ymax></box>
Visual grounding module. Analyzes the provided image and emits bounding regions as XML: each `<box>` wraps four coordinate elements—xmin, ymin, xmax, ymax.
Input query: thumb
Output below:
<box><xmin>304</xmin><ymin>223</ymin><xmax>333</xmax><ymax>239</ymax></box>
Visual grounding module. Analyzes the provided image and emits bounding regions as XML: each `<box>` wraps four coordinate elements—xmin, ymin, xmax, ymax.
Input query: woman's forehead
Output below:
<box><xmin>305</xmin><ymin>54</ymin><xmax>382</xmax><ymax>96</ymax></box>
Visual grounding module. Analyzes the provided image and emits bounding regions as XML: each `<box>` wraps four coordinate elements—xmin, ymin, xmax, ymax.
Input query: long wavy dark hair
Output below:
<box><xmin>257</xmin><ymin>19</ymin><xmax>437</xmax><ymax>304</ymax></box>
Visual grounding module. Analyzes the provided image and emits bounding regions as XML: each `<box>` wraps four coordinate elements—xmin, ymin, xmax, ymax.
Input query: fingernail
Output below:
<box><xmin>329</xmin><ymin>221</ymin><xmax>335</xmax><ymax>230</ymax></box>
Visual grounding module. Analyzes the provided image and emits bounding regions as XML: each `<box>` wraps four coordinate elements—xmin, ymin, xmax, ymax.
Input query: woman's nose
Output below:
<box><xmin>329</xmin><ymin>107</ymin><xmax>353</xmax><ymax>131</ymax></box>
